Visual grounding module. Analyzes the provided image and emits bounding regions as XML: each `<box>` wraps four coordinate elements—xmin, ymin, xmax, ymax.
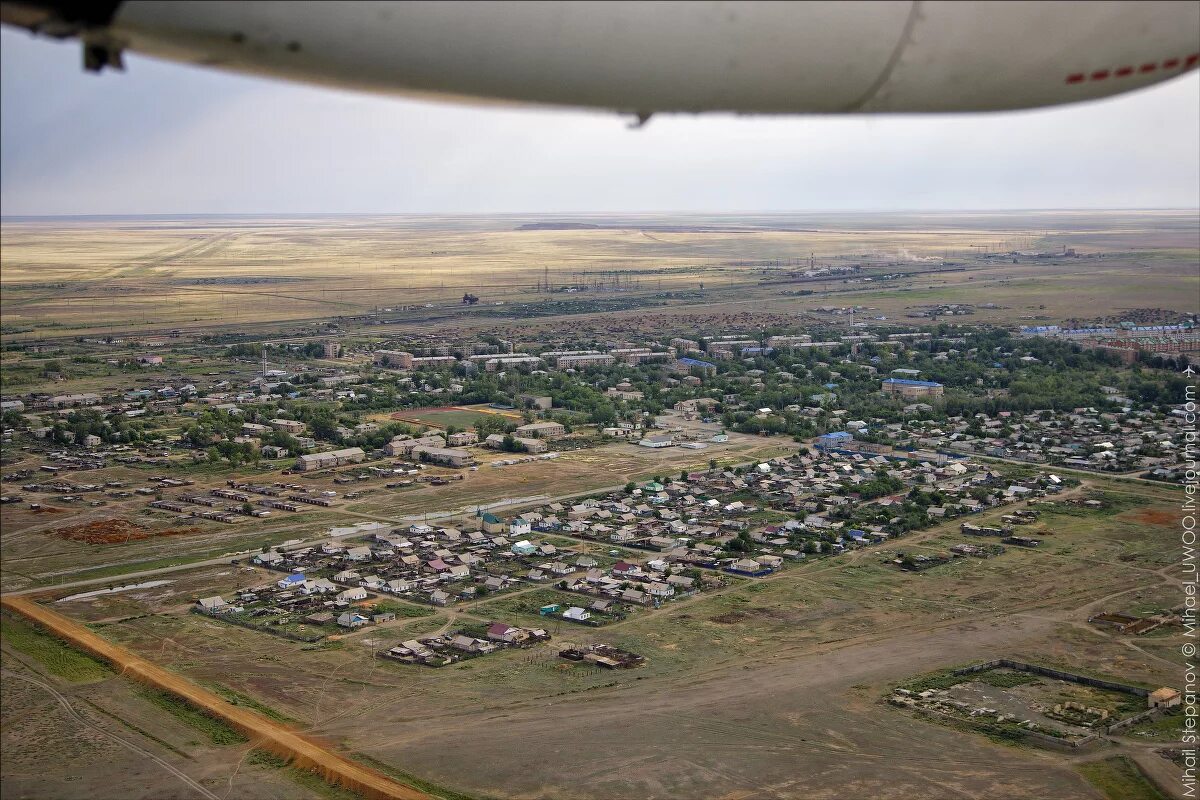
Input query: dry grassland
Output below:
<box><xmin>5</xmin><ymin>211</ymin><xmax>1193</xmax><ymax>337</ymax></box>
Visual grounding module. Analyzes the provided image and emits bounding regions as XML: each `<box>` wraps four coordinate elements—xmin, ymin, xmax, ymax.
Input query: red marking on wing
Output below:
<box><xmin>1068</xmin><ymin>53</ymin><xmax>1199</xmax><ymax>85</ymax></box>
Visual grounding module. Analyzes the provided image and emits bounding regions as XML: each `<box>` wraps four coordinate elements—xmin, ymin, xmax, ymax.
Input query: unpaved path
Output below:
<box><xmin>2</xmin><ymin>668</ymin><xmax>221</xmax><ymax>800</ymax></box>
<box><xmin>0</xmin><ymin>595</ymin><xmax>430</xmax><ymax>800</ymax></box>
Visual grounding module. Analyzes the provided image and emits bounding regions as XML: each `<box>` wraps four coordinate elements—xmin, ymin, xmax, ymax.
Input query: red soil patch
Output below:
<box><xmin>1131</xmin><ymin>509</ymin><xmax>1175</xmax><ymax>526</ymax></box>
<box><xmin>53</xmin><ymin>519</ymin><xmax>201</xmax><ymax>544</ymax></box>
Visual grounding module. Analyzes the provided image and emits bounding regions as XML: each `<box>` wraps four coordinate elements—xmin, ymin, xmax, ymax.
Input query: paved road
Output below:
<box><xmin>2</xmin><ymin>668</ymin><xmax>221</xmax><ymax>800</ymax></box>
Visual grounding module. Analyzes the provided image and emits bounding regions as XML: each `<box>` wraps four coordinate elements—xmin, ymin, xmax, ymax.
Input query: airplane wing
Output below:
<box><xmin>2</xmin><ymin>1</ymin><xmax>1197</xmax><ymax>115</ymax></box>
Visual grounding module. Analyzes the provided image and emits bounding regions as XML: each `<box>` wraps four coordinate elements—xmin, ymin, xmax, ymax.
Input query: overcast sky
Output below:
<box><xmin>2</xmin><ymin>26</ymin><xmax>1198</xmax><ymax>216</ymax></box>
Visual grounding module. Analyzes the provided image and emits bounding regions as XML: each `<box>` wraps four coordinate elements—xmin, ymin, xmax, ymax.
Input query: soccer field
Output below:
<box><xmin>390</xmin><ymin>406</ymin><xmax>516</xmax><ymax>430</ymax></box>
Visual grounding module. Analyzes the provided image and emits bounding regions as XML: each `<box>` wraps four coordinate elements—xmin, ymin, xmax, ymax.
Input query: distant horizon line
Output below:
<box><xmin>3</xmin><ymin>207</ymin><xmax>1199</xmax><ymax>221</ymax></box>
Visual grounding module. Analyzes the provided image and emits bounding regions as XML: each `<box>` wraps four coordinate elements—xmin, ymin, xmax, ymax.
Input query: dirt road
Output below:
<box><xmin>0</xmin><ymin>595</ymin><xmax>430</xmax><ymax>800</ymax></box>
<box><xmin>2</xmin><ymin>668</ymin><xmax>222</xmax><ymax>800</ymax></box>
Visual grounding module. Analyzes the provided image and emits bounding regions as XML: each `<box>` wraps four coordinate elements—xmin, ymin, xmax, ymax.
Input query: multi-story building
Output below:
<box><xmin>765</xmin><ymin>335</ymin><xmax>813</xmax><ymax>348</ymax></box>
<box><xmin>446</xmin><ymin>431</ymin><xmax>479</xmax><ymax>447</ymax></box>
<box><xmin>484</xmin><ymin>356</ymin><xmax>543</xmax><ymax>372</ymax></box>
<box><xmin>374</xmin><ymin>350</ymin><xmax>413</xmax><ymax>368</ymax></box>
<box><xmin>556</xmin><ymin>353</ymin><xmax>616</xmax><ymax>369</ymax></box>
<box><xmin>675</xmin><ymin>357</ymin><xmax>717</xmax><ymax>376</ymax></box>
<box><xmin>293</xmin><ymin>447</ymin><xmax>366</xmax><ymax>471</ymax></box>
<box><xmin>706</xmin><ymin>340</ymin><xmax>759</xmax><ymax>358</ymax></box>
<box><xmin>515</xmin><ymin>421</ymin><xmax>566</xmax><ymax>439</ymax></box>
<box><xmin>484</xmin><ymin>434</ymin><xmax>547</xmax><ymax>453</ymax></box>
<box><xmin>410</xmin><ymin>445</ymin><xmax>474</xmax><ymax>467</ymax></box>
<box><xmin>608</xmin><ymin>348</ymin><xmax>672</xmax><ymax>365</ymax></box>
<box><xmin>670</xmin><ymin>338</ymin><xmax>700</xmax><ymax>354</ymax></box>
<box><xmin>411</xmin><ymin>356</ymin><xmax>458</xmax><ymax>368</ymax></box>
<box><xmin>881</xmin><ymin>378</ymin><xmax>945</xmax><ymax>399</ymax></box>
<box><xmin>469</xmin><ymin>352</ymin><xmax>531</xmax><ymax>363</ymax></box>
<box><xmin>542</xmin><ymin>350</ymin><xmax>602</xmax><ymax>365</ymax></box>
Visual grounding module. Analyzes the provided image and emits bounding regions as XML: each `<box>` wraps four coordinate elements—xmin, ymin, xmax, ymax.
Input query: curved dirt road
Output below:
<box><xmin>3</xmin><ymin>669</ymin><xmax>221</xmax><ymax>799</ymax></box>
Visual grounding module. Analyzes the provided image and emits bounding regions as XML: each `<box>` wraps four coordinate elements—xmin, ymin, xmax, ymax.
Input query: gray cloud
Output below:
<box><xmin>2</xmin><ymin>27</ymin><xmax>1197</xmax><ymax>215</ymax></box>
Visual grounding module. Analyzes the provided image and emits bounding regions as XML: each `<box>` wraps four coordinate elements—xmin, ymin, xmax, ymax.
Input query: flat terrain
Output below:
<box><xmin>2</xmin><ymin>210</ymin><xmax>1195</xmax><ymax>799</ymax></box>
<box><xmin>2</xmin><ymin>596</ymin><xmax>428</xmax><ymax>800</ymax></box>
<box><xmin>1</xmin><ymin>613</ymin><xmax>338</xmax><ymax>800</ymax></box>
<box><xmin>388</xmin><ymin>406</ymin><xmax>518</xmax><ymax>430</ymax></box>
<box><xmin>2</xmin><ymin>211</ymin><xmax>1195</xmax><ymax>338</ymax></box>
<box><xmin>6</xmin><ymin>475</ymin><xmax>1186</xmax><ymax>799</ymax></box>
<box><xmin>0</xmin><ymin>428</ymin><xmax>793</xmax><ymax>594</ymax></box>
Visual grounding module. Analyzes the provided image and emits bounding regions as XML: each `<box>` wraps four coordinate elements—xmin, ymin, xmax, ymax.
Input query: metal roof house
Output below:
<box><xmin>815</xmin><ymin>431</ymin><xmax>853</xmax><ymax>451</ymax></box>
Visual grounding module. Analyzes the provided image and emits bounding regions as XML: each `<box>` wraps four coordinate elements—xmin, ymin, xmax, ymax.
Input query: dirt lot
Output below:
<box><xmin>52</xmin><ymin>519</ymin><xmax>202</xmax><ymax>545</ymax></box>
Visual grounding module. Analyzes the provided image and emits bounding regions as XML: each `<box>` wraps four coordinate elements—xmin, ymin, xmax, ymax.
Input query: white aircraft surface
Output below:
<box><xmin>2</xmin><ymin>1</ymin><xmax>1197</xmax><ymax>116</ymax></box>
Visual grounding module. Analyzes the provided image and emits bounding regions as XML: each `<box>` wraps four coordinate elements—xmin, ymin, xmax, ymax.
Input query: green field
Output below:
<box><xmin>1077</xmin><ymin>757</ymin><xmax>1167</xmax><ymax>800</ymax></box>
<box><xmin>137</xmin><ymin>687</ymin><xmax>248</xmax><ymax>746</ymax></box>
<box><xmin>0</xmin><ymin>613</ymin><xmax>112</xmax><ymax>683</ymax></box>
<box><xmin>1122</xmin><ymin>711</ymin><xmax>1187</xmax><ymax>743</ymax></box>
<box><xmin>393</xmin><ymin>407</ymin><xmax>512</xmax><ymax>431</ymax></box>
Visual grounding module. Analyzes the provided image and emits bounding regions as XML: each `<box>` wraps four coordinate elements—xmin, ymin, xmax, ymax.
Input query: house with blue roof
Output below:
<box><xmin>276</xmin><ymin>572</ymin><xmax>306</xmax><ymax>589</ymax></box>
<box><xmin>816</xmin><ymin>431</ymin><xmax>853</xmax><ymax>451</ymax></box>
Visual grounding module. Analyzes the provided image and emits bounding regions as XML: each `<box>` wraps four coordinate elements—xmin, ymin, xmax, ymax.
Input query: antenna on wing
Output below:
<box><xmin>627</xmin><ymin>111</ymin><xmax>654</xmax><ymax>129</ymax></box>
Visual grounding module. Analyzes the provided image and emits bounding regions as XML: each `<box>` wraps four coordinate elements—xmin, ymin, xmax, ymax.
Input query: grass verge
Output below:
<box><xmin>208</xmin><ymin>683</ymin><xmax>300</xmax><ymax>724</ymax></box>
<box><xmin>0</xmin><ymin>612</ymin><xmax>112</xmax><ymax>683</ymax></box>
<box><xmin>137</xmin><ymin>687</ymin><xmax>248</xmax><ymax>746</ymax></box>
<box><xmin>1077</xmin><ymin>756</ymin><xmax>1167</xmax><ymax>800</ymax></box>
<box><xmin>246</xmin><ymin>751</ymin><xmax>365</xmax><ymax>800</ymax></box>
<box><xmin>352</xmin><ymin>751</ymin><xmax>483</xmax><ymax>800</ymax></box>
